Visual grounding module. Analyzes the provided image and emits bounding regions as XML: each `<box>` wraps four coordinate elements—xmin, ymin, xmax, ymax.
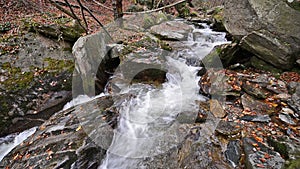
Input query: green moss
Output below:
<box><xmin>143</xmin><ymin>15</ymin><xmax>156</xmax><ymax>29</ymax></box>
<box><xmin>44</xmin><ymin>57</ymin><xmax>74</xmax><ymax>73</ymax></box>
<box><xmin>1</xmin><ymin>62</ymin><xmax>34</xmax><ymax>91</ymax></box>
<box><xmin>285</xmin><ymin>159</ymin><xmax>300</xmax><ymax>169</ymax></box>
<box><xmin>268</xmin><ymin>137</ymin><xmax>289</xmax><ymax>159</ymax></box>
<box><xmin>287</xmin><ymin>0</ymin><xmax>300</xmax><ymax>11</ymax></box>
<box><xmin>155</xmin><ymin>12</ymin><xmax>168</xmax><ymax>24</ymax></box>
<box><xmin>159</xmin><ymin>41</ymin><xmax>172</xmax><ymax>51</ymax></box>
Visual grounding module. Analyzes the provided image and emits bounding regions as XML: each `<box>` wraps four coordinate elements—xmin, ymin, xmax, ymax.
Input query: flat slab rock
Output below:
<box><xmin>150</xmin><ymin>20</ymin><xmax>193</xmax><ymax>41</ymax></box>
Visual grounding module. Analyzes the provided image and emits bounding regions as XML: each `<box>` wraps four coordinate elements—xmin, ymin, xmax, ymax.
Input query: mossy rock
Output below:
<box><xmin>250</xmin><ymin>56</ymin><xmax>283</xmax><ymax>74</ymax></box>
<box><xmin>286</xmin><ymin>0</ymin><xmax>300</xmax><ymax>11</ymax></box>
<box><xmin>212</xmin><ymin>7</ymin><xmax>226</xmax><ymax>32</ymax></box>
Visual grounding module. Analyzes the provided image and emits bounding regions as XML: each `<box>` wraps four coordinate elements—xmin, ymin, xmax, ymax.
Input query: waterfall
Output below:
<box><xmin>99</xmin><ymin>23</ymin><xmax>229</xmax><ymax>169</ymax></box>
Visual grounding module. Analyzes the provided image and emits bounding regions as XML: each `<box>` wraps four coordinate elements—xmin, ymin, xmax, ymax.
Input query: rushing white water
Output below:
<box><xmin>0</xmin><ymin>127</ymin><xmax>37</xmax><ymax>162</ymax></box>
<box><xmin>99</xmin><ymin>23</ymin><xmax>229</xmax><ymax>169</ymax></box>
<box><xmin>0</xmin><ymin>22</ymin><xmax>228</xmax><ymax>167</ymax></box>
<box><xmin>63</xmin><ymin>93</ymin><xmax>106</xmax><ymax>110</ymax></box>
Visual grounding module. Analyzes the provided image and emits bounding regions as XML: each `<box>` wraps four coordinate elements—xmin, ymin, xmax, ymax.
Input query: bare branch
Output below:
<box><xmin>80</xmin><ymin>3</ymin><xmax>113</xmax><ymax>40</ymax></box>
<box><xmin>63</xmin><ymin>0</ymin><xmax>88</xmax><ymax>32</ymax></box>
<box><xmin>123</xmin><ymin>0</ymin><xmax>186</xmax><ymax>14</ymax></box>
<box><xmin>76</xmin><ymin>0</ymin><xmax>89</xmax><ymax>32</ymax></box>
<box><xmin>49</xmin><ymin>0</ymin><xmax>77</xmax><ymax>18</ymax></box>
<box><xmin>92</xmin><ymin>0</ymin><xmax>114</xmax><ymax>11</ymax></box>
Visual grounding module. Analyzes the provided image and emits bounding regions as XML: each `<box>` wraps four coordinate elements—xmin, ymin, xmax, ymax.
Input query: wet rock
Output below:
<box><xmin>274</xmin><ymin>93</ymin><xmax>291</xmax><ymax>101</ymax></box>
<box><xmin>114</xmin><ymin>48</ymin><xmax>167</xmax><ymax>87</ymax></box>
<box><xmin>297</xmin><ymin>59</ymin><xmax>300</xmax><ymax>66</ymax></box>
<box><xmin>279</xmin><ymin>113</ymin><xmax>296</xmax><ymax>125</ymax></box>
<box><xmin>287</xmin><ymin>84</ymin><xmax>300</xmax><ymax>115</ymax></box>
<box><xmin>241</xmin><ymin>94</ymin><xmax>275</xmax><ymax>115</ymax></box>
<box><xmin>250</xmin><ymin>56</ymin><xmax>282</xmax><ymax>74</ymax></box>
<box><xmin>239</xmin><ymin>115</ymin><xmax>271</xmax><ymax>123</ymax></box>
<box><xmin>199</xmin><ymin>69</ymin><xmax>240</xmax><ymax>97</ymax></box>
<box><xmin>215</xmin><ymin>120</ymin><xmax>241</xmax><ymax>136</ymax></box>
<box><xmin>197</xmin><ymin>67</ymin><xmax>206</xmax><ymax>76</ymax></box>
<box><xmin>176</xmin><ymin>111</ymin><xmax>198</xmax><ymax>124</ymax></box>
<box><xmin>266</xmin><ymin>80</ymin><xmax>288</xmax><ymax>94</ymax></box>
<box><xmin>205</xmin><ymin>43</ymin><xmax>253</xmax><ymax>68</ymax></box>
<box><xmin>195</xmin><ymin>101</ymin><xmax>210</xmax><ymax>123</ymax></box>
<box><xmin>0</xmin><ymin>96</ymin><xmax>117</xmax><ymax>169</ymax></box>
<box><xmin>243</xmin><ymin>137</ymin><xmax>285</xmax><ymax>169</ymax></box>
<box><xmin>72</xmin><ymin>30</ymin><xmax>120</xmax><ymax>96</ymax></box>
<box><xmin>150</xmin><ymin>21</ymin><xmax>193</xmax><ymax>41</ymax></box>
<box><xmin>240</xmin><ymin>30</ymin><xmax>295</xmax><ymax>69</ymax></box>
<box><xmin>32</xmin><ymin>21</ymin><xmax>85</xmax><ymax>42</ymax></box>
<box><xmin>225</xmin><ymin>140</ymin><xmax>241</xmax><ymax>168</ymax></box>
<box><xmin>195</xmin><ymin>109</ymin><xmax>208</xmax><ymax>123</ymax></box>
<box><xmin>139</xmin><ymin>136</ymin><xmax>232</xmax><ymax>169</ymax></box>
<box><xmin>287</xmin><ymin>82</ymin><xmax>300</xmax><ymax>94</ymax></box>
<box><xmin>0</xmin><ymin>33</ymin><xmax>74</xmax><ymax>136</ymax></box>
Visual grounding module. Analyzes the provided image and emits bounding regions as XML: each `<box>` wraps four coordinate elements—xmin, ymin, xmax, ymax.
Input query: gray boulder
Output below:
<box><xmin>150</xmin><ymin>21</ymin><xmax>193</xmax><ymax>41</ymax></box>
<box><xmin>223</xmin><ymin>0</ymin><xmax>300</xmax><ymax>69</ymax></box>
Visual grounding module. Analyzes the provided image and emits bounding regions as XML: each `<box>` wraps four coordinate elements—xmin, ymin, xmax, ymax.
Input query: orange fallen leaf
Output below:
<box><xmin>256</xmin><ymin>164</ymin><xmax>265</xmax><ymax>168</ymax></box>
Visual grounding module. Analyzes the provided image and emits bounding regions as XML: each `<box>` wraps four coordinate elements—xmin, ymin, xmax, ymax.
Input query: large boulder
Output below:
<box><xmin>0</xmin><ymin>96</ymin><xmax>116</xmax><ymax>169</ymax></box>
<box><xmin>150</xmin><ymin>21</ymin><xmax>194</xmax><ymax>41</ymax></box>
<box><xmin>223</xmin><ymin>0</ymin><xmax>300</xmax><ymax>70</ymax></box>
<box><xmin>0</xmin><ymin>33</ymin><xmax>74</xmax><ymax>136</ymax></box>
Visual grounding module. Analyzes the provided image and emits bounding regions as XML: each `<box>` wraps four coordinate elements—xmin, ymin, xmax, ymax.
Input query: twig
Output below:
<box><xmin>49</xmin><ymin>0</ymin><xmax>77</xmax><ymax>18</ymax></box>
<box><xmin>50</xmin><ymin>0</ymin><xmax>102</xmax><ymax>15</ymax></box>
<box><xmin>76</xmin><ymin>0</ymin><xmax>89</xmax><ymax>32</ymax></box>
<box><xmin>123</xmin><ymin>0</ymin><xmax>186</xmax><ymax>14</ymax></box>
<box><xmin>92</xmin><ymin>0</ymin><xmax>114</xmax><ymax>11</ymax></box>
<box><xmin>50</xmin><ymin>0</ymin><xmax>80</xmax><ymax>9</ymax></box>
<box><xmin>63</xmin><ymin>0</ymin><xmax>88</xmax><ymax>32</ymax></box>
<box><xmin>80</xmin><ymin>4</ymin><xmax>113</xmax><ymax>40</ymax></box>
<box><xmin>156</xmin><ymin>0</ymin><xmax>162</xmax><ymax>9</ymax></box>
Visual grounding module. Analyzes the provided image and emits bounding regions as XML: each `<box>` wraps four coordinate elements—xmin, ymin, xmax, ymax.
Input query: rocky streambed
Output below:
<box><xmin>0</xmin><ymin>0</ymin><xmax>300</xmax><ymax>168</ymax></box>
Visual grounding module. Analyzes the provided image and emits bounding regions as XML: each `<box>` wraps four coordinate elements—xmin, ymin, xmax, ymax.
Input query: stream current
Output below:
<box><xmin>0</xmin><ymin>22</ymin><xmax>229</xmax><ymax>167</ymax></box>
<box><xmin>99</xmin><ymin>23</ymin><xmax>229</xmax><ymax>169</ymax></box>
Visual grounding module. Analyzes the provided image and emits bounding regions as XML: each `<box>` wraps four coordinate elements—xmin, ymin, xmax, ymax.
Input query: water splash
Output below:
<box><xmin>0</xmin><ymin>127</ymin><xmax>37</xmax><ymax>162</ymax></box>
<box><xmin>99</xmin><ymin>23</ymin><xmax>228</xmax><ymax>169</ymax></box>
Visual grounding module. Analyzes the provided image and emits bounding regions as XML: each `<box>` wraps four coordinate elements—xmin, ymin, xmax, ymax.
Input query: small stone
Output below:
<box><xmin>278</xmin><ymin>113</ymin><xmax>296</xmax><ymax>125</ymax></box>
<box><xmin>215</xmin><ymin>120</ymin><xmax>241</xmax><ymax>136</ymax></box>
<box><xmin>274</xmin><ymin>93</ymin><xmax>291</xmax><ymax>101</ymax></box>
<box><xmin>266</xmin><ymin>80</ymin><xmax>288</xmax><ymax>94</ymax></box>
<box><xmin>296</xmin><ymin>59</ymin><xmax>300</xmax><ymax>66</ymax></box>
<box><xmin>243</xmin><ymin>137</ymin><xmax>285</xmax><ymax>169</ymax></box>
<box><xmin>287</xmin><ymin>81</ymin><xmax>300</xmax><ymax>94</ymax></box>
<box><xmin>225</xmin><ymin>140</ymin><xmax>241</xmax><ymax>167</ymax></box>
<box><xmin>197</xmin><ymin>67</ymin><xmax>207</xmax><ymax>76</ymax></box>
<box><xmin>239</xmin><ymin>115</ymin><xmax>271</xmax><ymax>123</ymax></box>
<box><xmin>281</xmin><ymin>107</ymin><xmax>294</xmax><ymax>115</ymax></box>
<box><xmin>241</xmin><ymin>94</ymin><xmax>275</xmax><ymax>115</ymax></box>
<box><xmin>8</xmin><ymin>109</ymin><xmax>15</xmax><ymax>116</ymax></box>
<box><xmin>210</xmin><ymin>99</ymin><xmax>227</xmax><ymax>118</ymax></box>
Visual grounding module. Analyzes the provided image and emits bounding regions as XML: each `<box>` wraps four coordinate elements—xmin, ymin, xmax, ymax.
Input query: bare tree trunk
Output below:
<box><xmin>113</xmin><ymin>0</ymin><xmax>123</xmax><ymax>27</ymax></box>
